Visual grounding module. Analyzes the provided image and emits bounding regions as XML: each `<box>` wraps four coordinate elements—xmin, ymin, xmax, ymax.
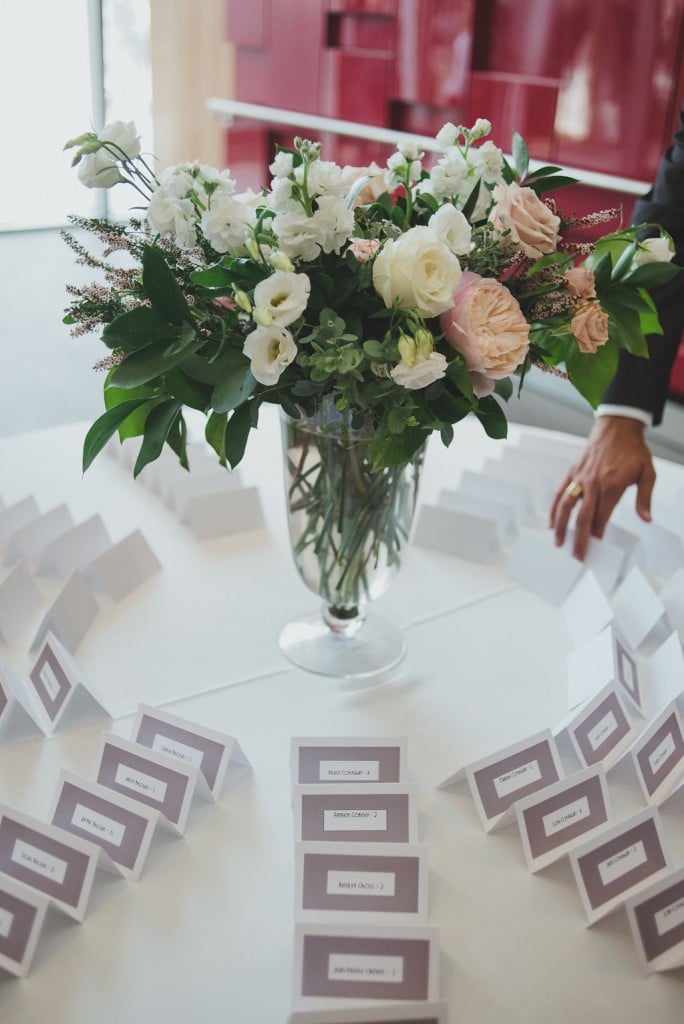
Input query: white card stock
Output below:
<box><xmin>438</xmin><ymin>487</ymin><xmax>517</xmax><ymax>544</ymax></box>
<box><xmin>0</xmin><ymin>655</ymin><xmax>42</xmax><ymax>746</ymax></box>
<box><xmin>0</xmin><ymin>496</ymin><xmax>40</xmax><ymax>549</ymax></box>
<box><xmin>504</xmin><ymin>532</ymin><xmax>584</xmax><ymax>606</ymax></box>
<box><xmin>626</xmin><ymin>867</ymin><xmax>684</xmax><ymax>972</ymax></box>
<box><xmin>412</xmin><ymin>503</ymin><xmax>501</xmax><ymax>563</ymax></box>
<box><xmin>563</xmin><ymin>684</ymin><xmax>638</xmax><ymax>771</ymax></box>
<box><xmin>0</xmin><ymin>874</ymin><xmax>48</xmax><ymax>977</ymax></box>
<box><xmin>291</xmin><ymin>738</ymin><xmax>409</xmax><ymax>788</ymax></box>
<box><xmin>36</xmin><ymin>514</ymin><xmax>111</xmax><ymax>578</ymax></box>
<box><xmin>482</xmin><ymin>457</ymin><xmax>548</xmax><ymax>516</ymax></box>
<box><xmin>165</xmin><ymin>466</ymin><xmax>243</xmax><ymax>512</ymax></box>
<box><xmin>611</xmin><ymin>567</ymin><xmax>666</xmax><ymax>650</ymax></box>
<box><xmin>660</xmin><ymin>568</ymin><xmax>684</xmax><ymax>637</ymax></box>
<box><xmin>24</xmin><ymin>631</ymin><xmax>110</xmax><ymax>734</ymax></box>
<box><xmin>630</xmin><ymin>702</ymin><xmax>684</xmax><ymax>806</ymax></box>
<box><xmin>179</xmin><ymin>485</ymin><xmax>266</xmax><ymax>540</ymax></box>
<box><xmin>563</xmin><ymin>530</ymin><xmax>626</xmax><ymax>594</ymax></box>
<box><xmin>31</xmin><ymin>569</ymin><xmax>99</xmax><ymax>653</ymax></box>
<box><xmin>3</xmin><ymin>503</ymin><xmax>74</xmax><ymax>570</ymax></box>
<box><xmin>288</xmin><ymin>1003</ymin><xmax>449</xmax><ymax>1023</ymax></box>
<box><xmin>640</xmin><ymin>632</ymin><xmax>684</xmax><ymax>717</ymax></box>
<box><xmin>293</xmin><ymin>785</ymin><xmax>417</xmax><ymax>845</ymax></box>
<box><xmin>86</xmin><ymin>530</ymin><xmax>161</xmax><ymax>601</ymax></box>
<box><xmin>561</xmin><ymin>571</ymin><xmax>614</xmax><ymax>648</ymax></box>
<box><xmin>0</xmin><ymin>559</ymin><xmax>43</xmax><ymax>645</ymax></box>
<box><xmin>457</xmin><ymin>469</ymin><xmax>537</xmax><ymax>527</ymax></box>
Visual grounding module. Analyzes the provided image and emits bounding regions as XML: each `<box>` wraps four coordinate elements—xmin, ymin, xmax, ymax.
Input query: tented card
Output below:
<box><xmin>133</xmin><ymin>703</ymin><xmax>250</xmax><ymax>800</ymax></box>
<box><xmin>293</xmin><ymin>785</ymin><xmax>417</xmax><ymax>845</ymax></box>
<box><xmin>3</xmin><ymin>503</ymin><xmax>74</xmax><ymax>570</ymax></box>
<box><xmin>165</xmin><ymin>466</ymin><xmax>243</xmax><ymax>512</ymax></box>
<box><xmin>49</xmin><ymin>770</ymin><xmax>159</xmax><ymax>882</ymax></box>
<box><xmin>660</xmin><ymin>568</ymin><xmax>684</xmax><ymax>637</ymax></box>
<box><xmin>457</xmin><ymin>469</ymin><xmax>536</xmax><ymax>527</ymax></box>
<box><xmin>179</xmin><ymin>484</ymin><xmax>265</xmax><ymax>540</ymax></box>
<box><xmin>24</xmin><ymin>631</ymin><xmax>110</xmax><ymax>735</ymax></box>
<box><xmin>630</xmin><ymin>702</ymin><xmax>684</xmax><ymax>806</ymax></box>
<box><xmin>412</xmin><ymin>503</ymin><xmax>501</xmax><ymax>563</ymax></box>
<box><xmin>288</xmin><ymin>1002</ymin><xmax>449</xmax><ymax>1023</ymax></box>
<box><xmin>36</xmin><ymin>514</ymin><xmax>111</xmax><ymax>579</ymax></box>
<box><xmin>626</xmin><ymin>867</ymin><xmax>684</xmax><ymax>973</ymax></box>
<box><xmin>0</xmin><ymin>559</ymin><xmax>43</xmax><ymax>646</ymax></box>
<box><xmin>291</xmin><ymin>738</ymin><xmax>408</xmax><ymax>788</ymax></box>
<box><xmin>438</xmin><ymin>730</ymin><xmax>563</xmax><ymax>833</ymax></box>
<box><xmin>503</xmin><ymin>532</ymin><xmax>583</xmax><ymax>606</ymax></box>
<box><xmin>569</xmin><ymin>808</ymin><xmax>672</xmax><ymax>925</ymax></box>
<box><xmin>482</xmin><ymin>457</ymin><xmax>548</xmax><ymax>516</ymax></box>
<box><xmin>438</xmin><ymin>487</ymin><xmax>517</xmax><ymax>545</ymax></box>
<box><xmin>0</xmin><ymin>874</ymin><xmax>48</xmax><ymax>977</ymax></box>
<box><xmin>561</xmin><ymin>571</ymin><xmax>613</xmax><ymax>648</ymax></box>
<box><xmin>567</xmin><ymin>626</ymin><xmax>642</xmax><ymax>711</ymax></box>
<box><xmin>564</xmin><ymin>683</ymin><xmax>638</xmax><ymax>771</ymax></box>
<box><xmin>515</xmin><ymin>766</ymin><xmax>611</xmax><ymax>872</ymax></box>
<box><xmin>295</xmin><ymin>841</ymin><xmax>428</xmax><ymax>925</ymax></box>
<box><xmin>562</xmin><ymin>530</ymin><xmax>626</xmax><ymax>594</ymax></box>
<box><xmin>31</xmin><ymin>569</ymin><xmax>99</xmax><ymax>653</ymax></box>
<box><xmin>0</xmin><ymin>804</ymin><xmax>99</xmax><ymax>921</ymax></box>
<box><xmin>0</xmin><ymin>496</ymin><xmax>40</xmax><ymax>550</ymax></box>
<box><xmin>292</xmin><ymin>923</ymin><xmax>440</xmax><ymax>1007</ymax></box>
<box><xmin>0</xmin><ymin>655</ymin><xmax>42</xmax><ymax>745</ymax></box>
<box><xmin>86</xmin><ymin>530</ymin><xmax>161</xmax><ymax>602</ymax></box>
<box><xmin>611</xmin><ymin>567</ymin><xmax>666</xmax><ymax>650</ymax></box>
<box><xmin>640</xmin><ymin>632</ymin><xmax>684</xmax><ymax>717</ymax></box>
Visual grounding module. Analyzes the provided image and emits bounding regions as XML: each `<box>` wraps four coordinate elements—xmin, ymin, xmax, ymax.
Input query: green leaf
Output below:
<box><xmin>210</xmin><ymin>350</ymin><xmax>256</xmax><ymax>413</ymax></box>
<box><xmin>142</xmin><ymin>244</ymin><xmax>192</xmax><ymax>325</ymax></box>
<box><xmin>189</xmin><ymin>265</ymin><xmax>234</xmax><ymax>289</ymax></box>
<box><xmin>205</xmin><ymin>411</ymin><xmax>228</xmax><ymax>466</ymax></box>
<box><xmin>225</xmin><ymin>403</ymin><xmax>254</xmax><ymax>468</ymax></box>
<box><xmin>104</xmin><ymin>383</ymin><xmax>163</xmax><ymax>440</ymax></box>
<box><xmin>602</xmin><ymin>300</ymin><xmax>650</xmax><ymax>357</ymax></box>
<box><xmin>512</xmin><ymin>131</ymin><xmax>529</xmax><ymax>181</ymax></box>
<box><xmin>102</xmin><ymin>306</ymin><xmax>175</xmax><ymax>352</ymax></box>
<box><xmin>165</xmin><ymin>410</ymin><xmax>189</xmax><ymax>470</ymax></box>
<box><xmin>475</xmin><ymin>395</ymin><xmax>508</xmax><ymax>439</ymax></box>
<box><xmin>445</xmin><ymin>357</ymin><xmax>475</xmax><ymax>400</ymax></box>
<box><xmin>621</xmin><ymin>262</ymin><xmax>682</xmax><ymax>289</ymax></box>
<box><xmin>82</xmin><ymin>398</ymin><xmax>150</xmax><ymax>472</ymax></box>
<box><xmin>494</xmin><ymin>377</ymin><xmax>513</xmax><ymax>401</ymax></box>
<box><xmin>525</xmin><ymin>164</ymin><xmax>563</xmax><ymax>179</ymax></box>
<box><xmin>133</xmin><ymin>399</ymin><xmax>183</xmax><ymax>477</ymax></box>
<box><xmin>164</xmin><ymin>366</ymin><xmax>212</xmax><ymax>411</ymax></box>
<box><xmin>370</xmin><ymin>426</ymin><xmax>427</xmax><ymax>468</ymax></box>
<box><xmin>566</xmin><ymin>342</ymin><xmax>619</xmax><ymax>407</ymax></box>
<box><xmin>528</xmin><ymin>174</ymin><xmax>578</xmax><ymax>194</ymax></box>
<box><xmin>109</xmin><ymin>327</ymin><xmax>200</xmax><ymax>388</ymax></box>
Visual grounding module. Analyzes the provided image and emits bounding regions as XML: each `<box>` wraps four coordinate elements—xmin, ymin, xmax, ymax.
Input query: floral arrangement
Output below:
<box><xmin>63</xmin><ymin>117</ymin><xmax>679</xmax><ymax>479</ymax></box>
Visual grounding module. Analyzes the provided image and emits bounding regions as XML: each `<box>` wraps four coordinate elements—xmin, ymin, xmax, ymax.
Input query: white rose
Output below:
<box><xmin>372</xmin><ymin>226</ymin><xmax>462</xmax><ymax>318</ymax></box>
<box><xmin>313</xmin><ymin>196</ymin><xmax>355</xmax><ymax>254</ymax></box>
<box><xmin>428</xmin><ymin>204</ymin><xmax>472</xmax><ymax>255</ymax></box>
<box><xmin>243</xmin><ymin>325</ymin><xmax>297</xmax><ymax>384</ymax></box>
<box><xmin>391</xmin><ymin>351</ymin><xmax>448</xmax><ymax>390</ymax></box>
<box><xmin>252</xmin><ymin>271</ymin><xmax>311</xmax><ymax>327</ymax></box>
<box><xmin>634</xmin><ymin>235</ymin><xmax>675</xmax><ymax>265</ymax></box>
<box><xmin>77</xmin><ymin>120</ymin><xmax>141</xmax><ymax>188</ymax></box>
<box><xmin>272</xmin><ymin>210</ymin><xmax>321</xmax><ymax>261</ymax></box>
<box><xmin>200</xmin><ymin>191</ymin><xmax>257</xmax><ymax>253</ymax></box>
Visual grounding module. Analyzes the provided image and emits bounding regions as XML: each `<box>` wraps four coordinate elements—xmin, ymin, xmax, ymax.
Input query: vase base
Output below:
<box><xmin>279</xmin><ymin>611</ymin><xmax>406</xmax><ymax>679</ymax></box>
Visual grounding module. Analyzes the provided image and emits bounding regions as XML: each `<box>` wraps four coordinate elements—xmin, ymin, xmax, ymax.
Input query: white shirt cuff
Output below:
<box><xmin>595</xmin><ymin>404</ymin><xmax>653</xmax><ymax>427</ymax></box>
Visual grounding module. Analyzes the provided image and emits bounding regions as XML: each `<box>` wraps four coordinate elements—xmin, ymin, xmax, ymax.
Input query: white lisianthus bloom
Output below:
<box><xmin>252</xmin><ymin>271</ymin><xmax>311</xmax><ymax>327</ymax></box>
<box><xmin>269</xmin><ymin>151</ymin><xmax>294</xmax><ymax>178</ymax></box>
<box><xmin>147</xmin><ymin>191</ymin><xmax>197</xmax><ymax>247</ymax></box>
<box><xmin>273</xmin><ymin>210</ymin><xmax>322</xmax><ymax>261</ymax></box>
<box><xmin>430</xmin><ymin>151</ymin><xmax>469</xmax><ymax>200</ymax></box>
<box><xmin>313</xmin><ymin>196</ymin><xmax>355</xmax><ymax>254</ymax></box>
<box><xmin>471</xmin><ymin>140</ymin><xmax>505</xmax><ymax>184</ymax></box>
<box><xmin>372</xmin><ymin>226</ymin><xmax>462</xmax><ymax>318</ymax></box>
<box><xmin>391</xmin><ymin>351</ymin><xmax>448</xmax><ymax>390</ymax></box>
<box><xmin>200</xmin><ymin>191</ymin><xmax>257</xmax><ymax>253</ymax></box>
<box><xmin>428</xmin><ymin>204</ymin><xmax>472</xmax><ymax>255</ymax></box>
<box><xmin>435</xmin><ymin>122</ymin><xmax>459</xmax><ymax>149</ymax></box>
<box><xmin>243</xmin><ymin>325</ymin><xmax>297</xmax><ymax>385</ymax></box>
<box><xmin>76</xmin><ymin>120</ymin><xmax>141</xmax><ymax>188</ymax></box>
<box><xmin>634</xmin><ymin>235</ymin><xmax>675</xmax><ymax>265</ymax></box>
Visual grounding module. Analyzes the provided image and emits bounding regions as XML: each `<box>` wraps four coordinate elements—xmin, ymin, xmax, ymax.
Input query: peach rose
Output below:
<box><xmin>348</xmin><ymin>237</ymin><xmax>381</xmax><ymax>263</ymax></box>
<box><xmin>571</xmin><ymin>302</ymin><xmax>609</xmax><ymax>354</ymax></box>
<box><xmin>488</xmin><ymin>182</ymin><xmax>560</xmax><ymax>258</ymax></box>
<box><xmin>440</xmin><ymin>271</ymin><xmax>530</xmax><ymax>382</ymax></box>
<box><xmin>564</xmin><ymin>265</ymin><xmax>596</xmax><ymax>299</ymax></box>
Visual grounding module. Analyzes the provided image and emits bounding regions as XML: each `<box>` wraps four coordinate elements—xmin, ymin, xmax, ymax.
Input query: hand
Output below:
<box><xmin>549</xmin><ymin>416</ymin><xmax>656</xmax><ymax>560</ymax></box>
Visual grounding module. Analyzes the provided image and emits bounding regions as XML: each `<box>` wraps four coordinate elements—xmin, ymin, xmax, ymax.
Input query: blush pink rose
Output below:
<box><xmin>348</xmin><ymin>237</ymin><xmax>381</xmax><ymax>262</ymax></box>
<box><xmin>488</xmin><ymin>182</ymin><xmax>560</xmax><ymax>258</ymax></box>
<box><xmin>564</xmin><ymin>265</ymin><xmax>596</xmax><ymax>299</ymax></box>
<box><xmin>571</xmin><ymin>302</ymin><xmax>609</xmax><ymax>353</ymax></box>
<box><xmin>440</xmin><ymin>272</ymin><xmax>530</xmax><ymax>386</ymax></box>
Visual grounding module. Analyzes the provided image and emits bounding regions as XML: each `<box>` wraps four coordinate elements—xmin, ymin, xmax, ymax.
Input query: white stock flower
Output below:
<box><xmin>272</xmin><ymin>210</ymin><xmax>322</xmax><ymax>261</ymax></box>
<box><xmin>313</xmin><ymin>196</ymin><xmax>355</xmax><ymax>254</ymax></box>
<box><xmin>428</xmin><ymin>204</ymin><xmax>472</xmax><ymax>255</ymax></box>
<box><xmin>252</xmin><ymin>271</ymin><xmax>311</xmax><ymax>327</ymax></box>
<box><xmin>243</xmin><ymin>325</ymin><xmax>297</xmax><ymax>384</ymax></box>
<box><xmin>472</xmin><ymin>140</ymin><xmax>505</xmax><ymax>184</ymax></box>
<box><xmin>436</xmin><ymin>122</ymin><xmax>459</xmax><ymax>149</ymax></box>
<box><xmin>398</xmin><ymin>139</ymin><xmax>423</xmax><ymax>162</ymax></box>
<box><xmin>269</xmin><ymin>151</ymin><xmax>294</xmax><ymax>178</ymax></box>
<box><xmin>372</xmin><ymin>226</ymin><xmax>462</xmax><ymax>318</ymax></box>
<box><xmin>76</xmin><ymin>120</ymin><xmax>141</xmax><ymax>188</ymax></box>
<box><xmin>147</xmin><ymin>191</ymin><xmax>197</xmax><ymax>247</ymax></box>
<box><xmin>634</xmin><ymin>235</ymin><xmax>675</xmax><ymax>265</ymax></box>
<box><xmin>269</xmin><ymin>177</ymin><xmax>295</xmax><ymax>211</ymax></box>
<box><xmin>430</xmin><ymin>151</ymin><xmax>469</xmax><ymax>200</ymax></box>
<box><xmin>301</xmin><ymin>160</ymin><xmax>347</xmax><ymax>198</ymax></box>
<box><xmin>391</xmin><ymin>351</ymin><xmax>448</xmax><ymax>390</ymax></box>
<box><xmin>200</xmin><ymin>191</ymin><xmax>257</xmax><ymax>253</ymax></box>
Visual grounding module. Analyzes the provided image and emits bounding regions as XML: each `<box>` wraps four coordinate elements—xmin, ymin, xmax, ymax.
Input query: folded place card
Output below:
<box><xmin>85</xmin><ymin>530</ymin><xmax>161</xmax><ymax>602</ymax></box>
<box><xmin>561</xmin><ymin>571</ymin><xmax>614</xmax><ymax>648</ymax></box>
<box><xmin>412</xmin><ymin>503</ymin><xmax>501</xmax><ymax>564</ymax></box>
<box><xmin>457</xmin><ymin>469</ymin><xmax>536</xmax><ymax>527</ymax></box>
<box><xmin>22</xmin><ymin>631</ymin><xmax>110</xmax><ymax>735</ymax></box>
<box><xmin>293</xmin><ymin>785</ymin><xmax>417</xmax><ymax>845</ymax></box>
<box><xmin>0</xmin><ymin>804</ymin><xmax>99</xmax><ymax>921</ymax></box>
<box><xmin>291</xmin><ymin>738</ymin><xmax>409</xmax><ymax>788</ymax></box>
<box><xmin>49</xmin><ymin>770</ymin><xmax>159</xmax><ymax>882</ymax></box>
<box><xmin>613</xmin><ymin>511</ymin><xmax>684</xmax><ymax>581</ymax></box>
<box><xmin>132</xmin><ymin>704</ymin><xmax>250</xmax><ymax>800</ymax></box>
<box><xmin>566</xmin><ymin>626</ymin><xmax>642</xmax><ymax>712</ymax></box>
<box><xmin>562</xmin><ymin>683</ymin><xmax>639</xmax><ymax>772</ymax></box>
<box><xmin>292</xmin><ymin>923</ymin><xmax>440</xmax><ymax>1006</ymax></box>
<box><xmin>640</xmin><ymin>632</ymin><xmax>684</xmax><ymax>718</ymax></box>
<box><xmin>630</xmin><ymin>702</ymin><xmax>684</xmax><ymax>806</ymax></box>
<box><xmin>0</xmin><ymin>496</ymin><xmax>40</xmax><ymax>550</ymax></box>
<box><xmin>95</xmin><ymin>732</ymin><xmax>204</xmax><ymax>835</ymax></box>
<box><xmin>165</xmin><ymin>466</ymin><xmax>243</xmax><ymax>511</ymax></box>
<box><xmin>0</xmin><ymin>655</ymin><xmax>42</xmax><ymax>745</ymax></box>
<box><xmin>503</xmin><ymin>532</ymin><xmax>584</xmax><ymax>606</ymax></box>
<box><xmin>513</xmin><ymin>431</ymin><xmax>584</xmax><ymax>461</ymax></box>
<box><xmin>569</xmin><ymin>808</ymin><xmax>672</xmax><ymax>925</ymax></box>
<box><xmin>514</xmin><ymin>767</ymin><xmax>611</xmax><ymax>872</ymax></box>
<box><xmin>603</xmin><ymin>522</ymin><xmax>641</xmax><ymax>575</ymax></box>
<box><xmin>31</xmin><ymin>569</ymin><xmax>99</xmax><ymax>653</ymax></box>
<box><xmin>626</xmin><ymin>867</ymin><xmax>684</xmax><ymax>973</ymax></box>
<box><xmin>179</xmin><ymin>485</ymin><xmax>266</xmax><ymax>540</ymax></box>
<box><xmin>438</xmin><ymin>487</ymin><xmax>517</xmax><ymax>545</ymax></box>
<box><xmin>482</xmin><ymin>457</ymin><xmax>548</xmax><ymax>517</ymax></box>
<box><xmin>294</xmin><ymin>842</ymin><xmax>428</xmax><ymax>925</ymax></box>
<box><xmin>36</xmin><ymin>514</ymin><xmax>111</xmax><ymax>579</ymax></box>
<box><xmin>660</xmin><ymin>568</ymin><xmax>684</xmax><ymax>637</ymax></box>
<box><xmin>438</xmin><ymin>730</ymin><xmax>563</xmax><ymax>833</ymax></box>
<box><xmin>0</xmin><ymin>873</ymin><xmax>48</xmax><ymax>977</ymax></box>
<box><xmin>3</xmin><ymin>504</ymin><xmax>74</xmax><ymax>570</ymax></box>
<box><xmin>0</xmin><ymin>559</ymin><xmax>43</xmax><ymax>645</ymax></box>
<box><xmin>563</xmin><ymin>529</ymin><xmax>626</xmax><ymax>594</ymax></box>
<box><xmin>610</xmin><ymin>567</ymin><xmax>666</xmax><ymax>651</ymax></box>
<box><xmin>288</xmin><ymin>1002</ymin><xmax>449</xmax><ymax>1023</ymax></box>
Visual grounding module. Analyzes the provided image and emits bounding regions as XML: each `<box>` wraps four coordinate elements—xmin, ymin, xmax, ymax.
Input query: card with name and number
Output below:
<box><xmin>0</xmin><ymin>804</ymin><xmax>99</xmax><ymax>922</ymax></box>
<box><xmin>94</xmin><ymin>732</ymin><xmax>205</xmax><ymax>835</ymax></box>
<box><xmin>626</xmin><ymin>867</ymin><xmax>684</xmax><ymax>973</ymax></box>
<box><xmin>49</xmin><ymin>770</ymin><xmax>159</xmax><ymax>882</ymax></box>
<box><xmin>0</xmin><ymin>873</ymin><xmax>48</xmax><ymax>977</ymax></box>
<box><xmin>295</xmin><ymin>842</ymin><xmax>428</xmax><ymax>925</ymax></box>
<box><xmin>560</xmin><ymin>683</ymin><xmax>638</xmax><ymax>772</ymax></box>
<box><xmin>292</xmin><ymin>738</ymin><xmax>409</xmax><ymax>788</ymax></box>
<box><xmin>288</xmin><ymin>1002</ymin><xmax>449</xmax><ymax>1023</ymax></box>
<box><xmin>438</xmin><ymin>730</ymin><xmax>564</xmax><ymax>832</ymax></box>
<box><xmin>630</xmin><ymin>702</ymin><xmax>684</xmax><ymax>806</ymax></box>
<box><xmin>132</xmin><ymin>704</ymin><xmax>249</xmax><ymax>800</ymax></box>
<box><xmin>22</xmin><ymin>630</ymin><xmax>111</xmax><ymax>735</ymax></box>
<box><xmin>567</xmin><ymin>626</ymin><xmax>642</xmax><ymax>712</ymax></box>
<box><xmin>610</xmin><ymin>566</ymin><xmax>667</xmax><ymax>651</ymax></box>
<box><xmin>294</xmin><ymin>785</ymin><xmax>417</xmax><ymax>845</ymax></box>
<box><xmin>292</xmin><ymin>923</ymin><xmax>440</xmax><ymax>1007</ymax></box>
<box><xmin>569</xmin><ymin>808</ymin><xmax>672</xmax><ymax>925</ymax></box>
<box><xmin>514</xmin><ymin>767</ymin><xmax>611</xmax><ymax>872</ymax></box>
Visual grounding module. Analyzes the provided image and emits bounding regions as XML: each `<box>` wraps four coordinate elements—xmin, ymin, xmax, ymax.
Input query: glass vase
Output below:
<box><xmin>279</xmin><ymin>397</ymin><xmax>424</xmax><ymax>678</ymax></box>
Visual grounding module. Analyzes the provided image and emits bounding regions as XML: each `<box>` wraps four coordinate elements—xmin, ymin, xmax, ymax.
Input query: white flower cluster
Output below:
<box><xmin>425</xmin><ymin>120</ymin><xmax>505</xmax><ymax>220</ymax></box>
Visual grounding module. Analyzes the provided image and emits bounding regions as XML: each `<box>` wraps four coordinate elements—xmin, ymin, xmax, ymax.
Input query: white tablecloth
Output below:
<box><xmin>0</xmin><ymin>410</ymin><xmax>682</xmax><ymax>1023</ymax></box>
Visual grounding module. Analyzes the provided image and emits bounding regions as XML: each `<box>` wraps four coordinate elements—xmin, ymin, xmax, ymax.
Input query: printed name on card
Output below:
<box><xmin>133</xmin><ymin>704</ymin><xmax>249</xmax><ymax>800</ymax></box>
<box><xmin>292</xmin><ymin>924</ymin><xmax>440</xmax><ymax>1007</ymax></box>
<box><xmin>564</xmin><ymin>683</ymin><xmax>637</xmax><ymax>772</ymax></box>
<box><xmin>295</xmin><ymin>841</ymin><xmax>428</xmax><ymax>925</ymax></box>
<box><xmin>569</xmin><ymin>808</ymin><xmax>672</xmax><ymax>925</ymax></box>
<box><xmin>287</xmin><ymin>1002</ymin><xmax>450</xmax><ymax>1024</ymax></box>
<box><xmin>631</xmin><ymin>702</ymin><xmax>684</xmax><ymax>806</ymax></box>
<box><xmin>292</xmin><ymin>738</ymin><xmax>408</xmax><ymax>787</ymax></box>
<box><xmin>0</xmin><ymin>874</ymin><xmax>49</xmax><ymax>977</ymax></box>
<box><xmin>49</xmin><ymin>770</ymin><xmax>159</xmax><ymax>883</ymax></box>
<box><xmin>24</xmin><ymin>631</ymin><xmax>110</xmax><ymax>735</ymax></box>
<box><xmin>515</xmin><ymin>767</ymin><xmax>611</xmax><ymax>872</ymax></box>
<box><xmin>293</xmin><ymin>785</ymin><xmax>417</xmax><ymax>845</ymax></box>
<box><xmin>0</xmin><ymin>805</ymin><xmax>99</xmax><ymax>922</ymax></box>
<box><xmin>626</xmin><ymin>867</ymin><xmax>684</xmax><ymax>973</ymax></box>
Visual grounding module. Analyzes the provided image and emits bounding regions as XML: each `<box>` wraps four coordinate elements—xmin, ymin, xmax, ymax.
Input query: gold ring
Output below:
<box><xmin>564</xmin><ymin>481</ymin><xmax>584</xmax><ymax>500</ymax></box>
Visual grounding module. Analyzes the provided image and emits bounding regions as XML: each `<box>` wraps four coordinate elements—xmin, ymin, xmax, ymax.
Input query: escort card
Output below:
<box><xmin>0</xmin><ymin>559</ymin><xmax>43</xmax><ymax>645</ymax></box>
<box><xmin>0</xmin><ymin>655</ymin><xmax>42</xmax><ymax>745</ymax></box>
<box><xmin>438</xmin><ymin>730</ymin><xmax>563</xmax><ymax>832</ymax></box>
<box><xmin>438</xmin><ymin>487</ymin><xmax>517</xmax><ymax>545</ymax></box>
<box><xmin>295</xmin><ymin>842</ymin><xmax>428</xmax><ymax>925</ymax></box>
<box><xmin>132</xmin><ymin>703</ymin><xmax>250</xmax><ymax>800</ymax></box>
<box><xmin>36</xmin><ymin>514</ymin><xmax>111</xmax><ymax>578</ymax></box>
<box><xmin>165</xmin><ymin>466</ymin><xmax>244</xmax><ymax>512</ymax></box>
<box><xmin>610</xmin><ymin>567</ymin><xmax>666</xmax><ymax>650</ymax></box>
<box><xmin>412</xmin><ymin>503</ymin><xmax>502</xmax><ymax>563</ymax></box>
<box><xmin>95</xmin><ymin>732</ymin><xmax>202</xmax><ymax>834</ymax></box>
<box><xmin>561</xmin><ymin>571</ymin><xmax>614</xmax><ymax>648</ymax></box>
<box><xmin>30</xmin><ymin>569</ymin><xmax>99</xmax><ymax>653</ymax></box>
<box><xmin>630</xmin><ymin>702</ymin><xmax>684</xmax><ymax>806</ymax></box>
<box><xmin>85</xmin><ymin>530</ymin><xmax>161</xmax><ymax>602</ymax></box>
<box><xmin>0</xmin><ymin>496</ymin><xmax>40</xmax><ymax>549</ymax></box>
<box><xmin>3</xmin><ymin>503</ymin><xmax>74</xmax><ymax>569</ymax></box>
<box><xmin>562</xmin><ymin>530</ymin><xmax>626</xmax><ymax>594</ymax></box>
<box><xmin>178</xmin><ymin>485</ymin><xmax>266</xmax><ymax>540</ymax></box>
<box><xmin>504</xmin><ymin>532</ymin><xmax>584</xmax><ymax>606</ymax></box>
<box><xmin>640</xmin><ymin>632</ymin><xmax>684</xmax><ymax>717</ymax></box>
<box><xmin>514</xmin><ymin>767</ymin><xmax>611</xmax><ymax>872</ymax></box>
<box><xmin>0</xmin><ymin>874</ymin><xmax>48</xmax><ymax>977</ymax></box>
<box><xmin>49</xmin><ymin>770</ymin><xmax>159</xmax><ymax>882</ymax></box>
<box><xmin>288</xmin><ymin>1003</ymin><xmax>449</xmax><ymax>1023</ymax></box>
<box><xmin>626</xmin><ymin>867</ymin><xmax>684</xmax><ymax>973</ymax></box>
<box><xmin>292</xmin><ymin>738</ymin><xmax>409</xmax><ymax>788</ymax></box>
<box><xmin>0</xmin><ymin>804</ymin><xmax>99</xmax><ymax>921</ymax></box>
<box><xmin>292</xmin><ymin>924</ymin><xmax>440</xmax><ymax>1006</ymax></box>
<box><xmin>24</xmin><ymin>631</ymin><xmax>110</xmax><ymax>735</ymax></box>
<box><xmin>569</xmin><ymin>808</ymin><xmax>672</xmax><ymax>925</ymax></box>
<box><xmin>293</xmin><ymin>786</ymin><xmax>417</xmax><ymax>845</ymax></box>
<box><xmin>660</xmin><ymin>567</ymin><xmax>684</xmax><ymax>637</ymax></box>
<box><xmin>482</xmin><ymin>457</ymin><xmax>548</xmax><ymax>517</ymax></box>
<box><xmin>567</xmin><ymin>626</ymin><xmax>642</xmax><ymax>711</ymax></box>
<box><xmin>457</xmin><ymin>469</ymin><xmax>536</xmax><ymax>527</ymax></box>
<box><xmin>564</xmin><ymin>683</ymin><xmax>638</xmax><ymax>771</ymax></box>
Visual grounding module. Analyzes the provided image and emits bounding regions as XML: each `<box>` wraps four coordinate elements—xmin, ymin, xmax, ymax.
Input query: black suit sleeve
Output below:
<box><xmin>601</xmin><ymin>103</ymin><xmax>684</xmax><ymax>424</ymax></box>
